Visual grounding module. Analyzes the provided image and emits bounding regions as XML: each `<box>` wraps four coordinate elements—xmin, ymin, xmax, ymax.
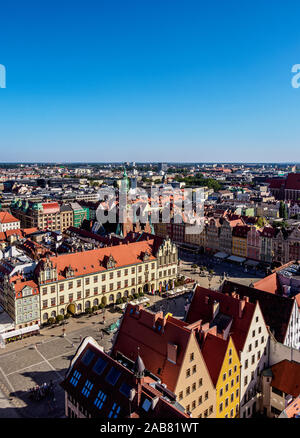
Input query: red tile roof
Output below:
<box><xmin>186</xmin><ymin>286</ymin><xmax>256</xmax><ymax>353</ymax></box>
<box><xmin>271</xmin><ymin>360</ymin><xmax>300</xmax><ymax>398</ymax></box>
<box><xmin>201</xmin><ymin>333</ymin><xmax>229</xmax><ymax>386</ymax></box>
<box><xmin>113</xmin><ymin>304</ymin><xmax>195</xmax><ymax>392</ymax></box>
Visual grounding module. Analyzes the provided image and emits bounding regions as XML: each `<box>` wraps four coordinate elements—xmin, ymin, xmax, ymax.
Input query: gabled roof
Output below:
<box><xmin>201</xmin><ymin>333</ymin><xmax>229</xmax><ymax>386</ymax></box>
<box><xmin>112</xmin><ymin>304</ymin><xmax>194</xmax><ymax>392</ymax></box>
<box><xmin>186</xmin><ymin>285</ymin><xmax>256</xmax><ymax>353</ymax></box>
<box><xmin>0</xmin><ymin>212</ymin><xmax>19</xmax><ymax>224</ymax></box>
<box><xmin>222</xmin><ymin>280</ymin><xmax>294</xmax><ymax>343</ymax></box>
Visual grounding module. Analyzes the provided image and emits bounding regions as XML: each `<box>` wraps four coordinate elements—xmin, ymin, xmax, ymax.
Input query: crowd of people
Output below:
<box><xmin>28</xmin><ymin>381</ymin><xmax>55</xmax><ymax>401</ymax></box>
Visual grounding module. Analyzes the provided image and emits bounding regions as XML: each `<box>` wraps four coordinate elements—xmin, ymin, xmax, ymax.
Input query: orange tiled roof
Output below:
<box><xmin>41</xmin><ymin>239</ymin><xmax>158</xmax><ymax>280</ymax></box>
<box><xmin>0</xmin><ymin>212</ymin><xmax>19</xmax><ymax>224</ymax></box>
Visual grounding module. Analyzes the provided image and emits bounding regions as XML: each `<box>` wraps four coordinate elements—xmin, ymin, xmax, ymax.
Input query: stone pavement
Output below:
<box><xmin>0</xmin><ymin>294</ymin><xmax>166</xmax><ymax>418</ymax></box>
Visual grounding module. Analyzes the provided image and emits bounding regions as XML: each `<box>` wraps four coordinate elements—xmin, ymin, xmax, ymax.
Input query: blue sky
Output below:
<box><xmin>1</xmin><ymin>0</ymin><xmax>300</xmax><ymax>162</ymax></box>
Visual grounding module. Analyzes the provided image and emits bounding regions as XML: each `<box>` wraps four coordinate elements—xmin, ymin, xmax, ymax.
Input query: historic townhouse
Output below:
<box><xmin>112</xmin><ymin>304</ymin><xmax>216</xmax><ymax>418</ymax></box>
<box><xmin>61</xmin><ymin>336</ymin><xmax>189</xmax><ymax>419</ymax></box>
<box><xmin>0</xmin><ymin>212</ymin><xmax>20</xmax><ymax>233</ymax></box>
<box><xmin>187</xmin><ymin>286</ymin><xmax>269</xmax><ymax>418</ymax></box>
<box><xmin>219</xmin><ymin>217</ymin><xmax>244</xmax><ymax>256</ymax></box>
<box><xmin>206</xmin><ymin>218</ymin><xmax>220</xmax><ymax>254</ymax></box>
<box><xmin>260</xmin><ymin>227</ymin><xmax>275</xmax><ymax>264</ymax></box>
<box><xmin>288</xmin><ymin>226</ymin><xmax>300</xmax><ymax>262</ymax></box>
<box><xmin>272</xmin><ymin>228</ymin><xmax>289</xmax><ymax>265</ymax></box>
<box><xmin>232</xmin><ymin>225</ymin><xmax>250</xmax><ymax>258</ymax></box>
<box><xmin>202</xmin><ymin>334</ymin><xmax>241</xmax><ymax>418</ymax></box>
<box><xmin>247</xmin><ymin>226</ymin><xmax>262</xmax><ymax>261</ymax></box>
<box><xmin>1</xmin><ymin>276</ymin><xmax>40</xmax><ymax>329</ymax></box>
<box><xmin>34</xmin><ymin>237</ymin><xmax>177</xmax><ymax>323</ymax></box>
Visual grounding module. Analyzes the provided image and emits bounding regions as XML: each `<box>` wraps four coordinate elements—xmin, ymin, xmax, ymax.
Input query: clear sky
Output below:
<box><xmin>1</xmin><ymin>0</ymin><xmax>300</xmax><ymax>163</ymax></box>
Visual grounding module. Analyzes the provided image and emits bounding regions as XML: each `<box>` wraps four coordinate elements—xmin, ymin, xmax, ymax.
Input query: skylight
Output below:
<box><xmin>119</xmin><ymin>382</ymin><xmax>133</xmax><ymax>398</ymax></box>
<box><xmin>105</xmin><ymin>367</ymin><xmax>121</xmax><ymax>386</ymax></box>
<box><xmin>93</xmin><ymin>357</ymin><xmax>107</xmax><ymax>376</ymax></box>
<box><xmin>81</xmin><ymin>349</ymin><xmax>95</xmax><ymax>366</ymax></box>
<box><xmin>142</xmin><ymin>398</ymin><xmax>152</xmax><ymax>412</ymax></box>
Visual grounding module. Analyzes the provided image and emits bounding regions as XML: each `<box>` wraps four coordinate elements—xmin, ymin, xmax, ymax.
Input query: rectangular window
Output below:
<box><xmin>85</xmin><ymin>278</ymin><xmax>90</xmax><ymax>285</ymax></box>
<box><xmin>77</xmin><ymin>279</ymin><xmax>81</xmax><ymax>287</ymax></box>
<box><xmin>70</xmin><ymin>370</ymin><xmax>81</xmax><ymax>387</ymax></box>
<box><xmin>108</xmin><ymin>403</ymin><xmax>121</xmax><ymax>418</ymax></box>
<box><xmin>51</xmin><ymin>286</ymin><xmax>55</xmax><ymax>293</ymax></box>
<box><xmin>68</xmin><ymin>282</ymin><xmax>73</xmax><ymax>290</ymax></box>
<box><xmin>82</xmin><ymin>379</ymin><xmax>93</xmax><ymax>398</ymax></box>
<box><xmin>94</xmin><ymin>390</ymin><xmax>107</xmax><ymax>410</ymax></box>
<box><xmin>59</xmin><ymin>284</ymin><xmax>64</xmax><ymax>292</ymax></box>
<box><xmin>94</xmin><ymin>276</ymin><xmax>98</xmax><ymax>283</ymax></box>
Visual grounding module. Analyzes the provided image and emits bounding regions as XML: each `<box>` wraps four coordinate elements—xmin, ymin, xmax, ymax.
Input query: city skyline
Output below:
<box><xmin>1</xmin><ymin>1</ymin><xmax>300</xmax><ymax>162</ymax></box>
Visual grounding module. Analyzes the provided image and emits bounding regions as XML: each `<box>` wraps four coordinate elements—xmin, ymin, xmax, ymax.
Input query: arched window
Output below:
<box><xmin>43</xmin><ymin>313</ymin><xmax>48</xmax><ymax>321</ymax></box>
<box><xmin>60</xmin><ymin>308</ymin><xmax>65</xmax><ymax>315</ymax></box>
<box><xmin>77</xmin><ymin>303</ymin><xmax>82</xmax><ymax>311</ymax></box>
<box><xmin>85</xmin><ymin>301</ymin><xmax>91</xmax><ymax>308</ymax></box>
<box><xmin>109</xmin><ymin>294</ymin><xmax>114</xmax><ymax>302</ymax></box>
<box><xmin>51</xmin><ymin>311</ymin><xmax>56</xmax><ymax>318</ymax></box>
<box><xmin>131</xmin><ymin>288</ymin><xmax>135</xmax><ymax>295</ymax></box>
<box><xmin>116</xmin><ymin>292</ymin><xmax>122</xmax><ymax>300</ymax></box>
<box><xmin>93</xmin><ymin>299</ymin><xmax>99</xmax><ymax>306</ymax></box>
<box><xmin>124</xmin><ymin>290</ymin><xmax>129</xmax><ymax>297</ymax></box>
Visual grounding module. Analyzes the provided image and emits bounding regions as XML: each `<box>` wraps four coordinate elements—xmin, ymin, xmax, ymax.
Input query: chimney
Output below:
<box><xmin>239</xmin><ymin>298</ymin><xmax>246</xmax><ymax>318</ymax></box>
<box><xmin>167</xmin><ymin>343</ymin><xmax>178</xmax><ymax>364</ymax></box>
<box><xmin>212</xmin><ymin>300</ymin><xmax>219</xmax><ymax>319</ymax></box>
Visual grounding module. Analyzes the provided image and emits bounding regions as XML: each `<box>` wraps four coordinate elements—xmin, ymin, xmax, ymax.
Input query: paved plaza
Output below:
<box><xmin>0</xmin><ymin>248</ymin><xmax>265</xmax><ymax>418</ymax></box>
<box><xmin>0</xmin><ymin>313</ymin><xmax>120</xmax><ymax>418</ymax></box>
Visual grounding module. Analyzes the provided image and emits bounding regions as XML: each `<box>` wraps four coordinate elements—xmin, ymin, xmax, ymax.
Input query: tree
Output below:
<box><xmin>279</xmin><ymin>201</ymin><xmax>288</xmax><ymax>219</ymax></box>
<box><xmin>56</xmin><ymin>314</ymin><xmax>64</xmax><ymax>323</ymax></box>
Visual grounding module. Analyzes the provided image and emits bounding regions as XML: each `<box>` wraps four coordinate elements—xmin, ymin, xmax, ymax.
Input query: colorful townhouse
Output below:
<box><xmin>186</xmin><ymin>285</ymin><xmax>270</xmax><ymax>418</ymax></box>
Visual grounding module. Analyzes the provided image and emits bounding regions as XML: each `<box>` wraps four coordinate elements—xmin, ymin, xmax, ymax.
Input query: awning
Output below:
<box><xmin>245</xmin><ymin>260</ymin><xmax>259</xmax><ymax>267</ymax></box>
<box><xmin>227</xmin><ymin>255</ymin><xmax>246</xmax><ymax>263</ymax></box>
<box><xmin>0</xmin><ymin>324</ymin><xmax>40</xmax><ymax>340</ymax></box>
<box><xmin>214</xmin><ymin>251</ymin><xmax>229</xmax><ymax>259</ymax></box>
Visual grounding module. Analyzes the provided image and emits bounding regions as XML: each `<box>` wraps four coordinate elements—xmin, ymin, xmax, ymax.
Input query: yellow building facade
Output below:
<box><xmin>216</xmin><ymin>337</ymin><xmax>241</xmax><ymax>418</ymax></box>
